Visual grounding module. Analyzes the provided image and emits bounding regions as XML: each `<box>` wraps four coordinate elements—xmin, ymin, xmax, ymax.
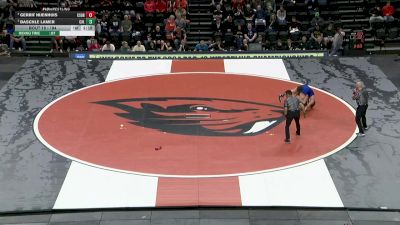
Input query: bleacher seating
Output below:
<box><xmin>1</xmin><ymin>0</ymin><xmax>399</xmax><ymax>55</ymax></box>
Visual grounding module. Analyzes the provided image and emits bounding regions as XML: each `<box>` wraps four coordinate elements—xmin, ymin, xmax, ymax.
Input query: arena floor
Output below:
<box><xmin>0</xmin><ymin>57</ymin><xmax>399</xmax><ymax>213</ymax></box>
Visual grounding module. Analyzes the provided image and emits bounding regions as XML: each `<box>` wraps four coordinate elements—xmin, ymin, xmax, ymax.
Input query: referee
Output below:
<box><xmin>352</xmin><ymin>81</ymin><xmax>369</xmax><ymax>136</ymax></box>
<box><xmin>284</xmin><ymin>90</ymin><xmax>301</xmax><ymax>143</ymax></box>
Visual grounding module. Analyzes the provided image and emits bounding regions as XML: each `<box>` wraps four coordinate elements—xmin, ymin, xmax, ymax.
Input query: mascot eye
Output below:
<box><xmin>191</xmin><ymin>105</ymin><xmax>212</xmax><ymax>111</ymax></box>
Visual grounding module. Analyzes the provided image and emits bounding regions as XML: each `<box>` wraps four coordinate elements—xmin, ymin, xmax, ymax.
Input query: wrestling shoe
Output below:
<box><xmin>278</xmin><ymin>94</ymin><xmax>284</xmax><ymax>103</ymax></box>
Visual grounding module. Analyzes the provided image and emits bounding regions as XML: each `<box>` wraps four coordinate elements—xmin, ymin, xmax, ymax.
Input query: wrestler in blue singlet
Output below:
<box><xmin>299</xmin><ymin>85</ymin><xmax>314</xmax><ymax>97</ymax></box>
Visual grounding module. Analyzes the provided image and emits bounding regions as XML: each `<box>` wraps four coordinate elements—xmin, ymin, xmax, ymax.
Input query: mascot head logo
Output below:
<box><xmin>95</xmin><ymin>97</ymin><xmax>285</xmax><ymax>136</ymax></box>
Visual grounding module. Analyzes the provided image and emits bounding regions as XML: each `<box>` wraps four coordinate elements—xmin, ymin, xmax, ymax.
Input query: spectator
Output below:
<box><xmin>266</xmin><ymin>13</ymin><xmax>279</xmax><ymax>33</ymax></box>
<box><xmin>382</xmin><ymin>1</ymin><xmax>395</xmax><ymax>22</ymax></box>
<box><xmin>276</xmin><ymin>5</ymin><xmax>287</xmax><ymax>24</ymax></box>
<box><xmin>243</xmin><ymin>4</ymin><xmax>255</xmax><ymax>21</ymax></box>
<box><xmin>330</xmin><ymin>27</ymin><xmax>345</xmax><ymax>56</ymax></box>
<box><xmin>311</xmin><ymin>35</ymin><xmax>325</xmax><ymax>49</ymax></box>
<box><xmin>212</xmin><ymin>17</ymin><xmax>224</xmax><ymax>41</ymax></box>
<box><xmin>224</xmin><ymin>27</ymin><xmax>235</xmax><ymax>50</ymax></box>
<box><xmin>175</xmin><ymin>12</ymin><xmax>187</xmax><ymax>30</ymax></box>
<box><xmin>213</xmin><ymin>4</ymin><xmax>224</xmax><ymax>20</ymax></box>
<box><xmin>120</xmin><ymin>41</ymin><xmax>131</xmax><ymax>52</ymax></box>
<box><xmin>109</xmin><ymin>14</ymin><xmax>121</xmax><ymax>33</ymax></box>
<box><xmin>123</xmin><ymin>0</ymin><xmax>134</xmax><ymax>8</ymax></box>
<box><xmin>275</xmin><ymin>39</ymin><xmax>287</xmax><ymax>50</ymax></box>
<box><xmin>0</xmin><ymin>43</ymin><xmax>10</xmax><ymax>56</ymax></box>
<box><xmin>101</xmin><ymin>40</ymin><xmax>116</xmax><ymax>51</ymax></box>
<box><xmin>63</xmin><ymin>36</ymin><xmax>77</xmax><ymax>51</ymax></box>
<box><xmin>232</xmin><ymin>0</ymin><xmax>245</xmax><ymax>11</ymax></box>
<box><xmin>144</xmin><ymin>33</ymin><xmax>153</xmax><ymax>48</ymax></box>
<box><xmin>298</xmin><ymin>35</ymin><xmax>310</xmax><ymax>50</ymax></box>
<box><xmin>264</xmin><ymin>0</ymin><xmax>276</xmax><ymax>13</ymax></box>
<box><xmin>323</xmin><ymin>23</ymin><xmax>335</xmax><ymax>47</ymax></box>
<box><xmin>310</xmin><ymin>24</ymin><xmax>323</xmax><ymax>43</ymax></box>
<box><xmin>251</xmin><ymin>0</ymin><xmax>262</xmax><ymax>9</ymax></box>
<box><xmin>95</xmin><ymin>20</ymin><xmax>102</xmax><ymax>35</ymax></box>
<box><xmin>133</xmin><ymin>14</ymin><xmax>145</xmax><ymax>33</ymax></box>
<box><xmin>369</xmin><ymin>5</ymin><xmax>384</xmax><ymax>24</ymax></box>
<box><xmin>112</xmin><ymin>0</ymin><xmax>124</xmax><ymax>11</ymax></box>
<box><xmin>194</xmin><ymin>40</ymin><xmax>209</xmax><ymax>51</ymax></box>
<box><xmin>4</xmin><ymin>15</ymin><xmax>16</xmax><ymax>34</ymax></box>
<box><xmin>287</xmin><ymin>38</ymin><xmax>294</xmax><ymax>50</ymax></box>
<box><xmin>240</xmin><ymin>38</ymin><xmax>249</xmax><ymax>50</ymax></box>
<box><xmin>210</xmin><ymin>0</ymin><xmax>222</xmax><ymax>12</ymax></box>
<box><xmin>88</xmin><ymin>38</ymin><xmax>101</xmax><ymax>51</ymax></box>
<box><xmin>152</xmin><ymin>25</ymin><xmax>165</xmax><ymax>42</ymax></box>
<box><xmin>132</xmin><ymin>40</ymin><xmax>146</xmax><ymax>52</ymax></box>
<box><xmin>147</xmin><ymin>41</ymin><xmax>157</xmax><ymax>51</ymax></box>
<box><xmin>0</xmin><ymin>7</ymin><xmax>4</xmax><ymax>34</ymax></box>
<box><xmin>175</xmin><ymin>4</ymin><xmax>188</xmax><ymax>19</ymax></box>
<box><xmin>223</xmin><ymin>15</ymin><xmax>235</xmax><ymax>33</ymax></box>
<box><xmin>99</xmin><ymin>16</ymin><xmax>109</xmax><ymax>37</ymax></box>
<box><xmin>18</xmin><ymin>0</ymin><xmax>36</xmax><ymax>7</ymax></box>
<box><xmin>155</xmin><ymin>0</ymin><xmax>167</xmax><ymax>13</ymax></box>
<box><xmin>160</xmin><ymin>40</ymin><xmax>173</xmax><ymax>50</ymax></box>
<box><xmin>10</xmin><ymin>34</ymin><xmax>26</xmax><ymax>51</ymax></box>
<box><xmin>174</xmin><ymin>0</ymin><xmax>188</xmax><ymax>11</ymax></box>
<box><xmin>289</xmin><ymin>16</ymin><xmax>301</xmax><ymax>32</ymax></box>
<box><xmin>82</xmin><ymin>0</ymin><xmax>92</xmax><ymax>9</ymax></box>
<box><xmin>166</xmin><ymin>0</ymin><xmax>174</xmax><ymax>13</ymax></box>
<box><xmin>7</xmin><ymin>0</ymin><xmax>18</xmax><ymax>8</ymax></box>
<box><xmin>244</xmin><ymin>23</ymin><xmax>257</xmax><ymax>43</ymax></box>
<box><xmin>173</xmin><ymin>26</ymin><xmax>186</xmax><ymax>49</ymax></box>
<box><xmin>86</xmin><ymin>36</ymin><xmax>96</xmax><ymax>49</ymax></box>
<box><xmin>306</xmin><ymin>0</ymin><xmax>319</xmax><ymax>12</ymax></box>
<box><xmin>65</xmin><ymin>0</ymin><xmax>81</xmax><ymax>8</ymax></box>
<box><xmin>235</xmin><ymin>24</ymin><xmax>245</xmax><ymax>49</ymax></box>
<box><xmin>75</xmin><ymin>39</ymin><xmax>84</xmax><ymax>51</ymax></box>
<box><xmin>178</xmin><ymin>39</ymin><xmax>188</xmax><ymax>51</ymax></box>
<box><xmin>310</xmin><ymin>12</ymin><xmax>324</xmax><ymax>28</ymax></box>
<box><xmin>124</xmin><ymin>9</ymin><xmax>136</xmax><ymax>18</ymax></box>
<box><xmin>100</xmin><ymin>0</ymin><xmax>113</xmax><ymax>8</ymax></box>
<box><xmin>121</xmin><ymin>15</ymin><xmax>132</xmax><ymax>33</ymax></box>
<box><xmin>254</xmin><ymin>5</ymin><xmax>267</xmax><ymax>27</ymax></box>
<box><xmin>53</xmin><ymin>36</ymin><xmax>64</xmax><ymax>52</ymax></box>
<box><xmin>164</xmin><ymin>15</ymin><xmax>176</xmax><ymax>40</ymax></box>
<box><xmin>209</xmin><ymin>40</ymin><xmax>224</xmax><ymax>51</ymax></box>
<box><xmin>233</xmin><ymin>5</ymin><xmax>245</xmax><ymax>27</ymax></box>
<box><xmin>144</xmin><ymin>0</ymin><xmax>156</xmax><ymax>13</ymax></box>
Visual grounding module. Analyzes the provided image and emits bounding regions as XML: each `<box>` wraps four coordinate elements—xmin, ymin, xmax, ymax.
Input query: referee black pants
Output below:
<box><xmin>356</xmin><ymin>104</ymin><xmax>368</xmax><ymax>133</ymax></box>
<box><xmin>285</xmin><ymin>110</ymin><xmax>300</xmax><ymax>141</ymax></box>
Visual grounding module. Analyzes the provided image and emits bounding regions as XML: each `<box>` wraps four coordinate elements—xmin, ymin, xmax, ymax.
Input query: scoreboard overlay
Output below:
<box><xmin>15</xmin><ymin>11</ymin><xmax>96</xmax><ymax>36</ymax></box>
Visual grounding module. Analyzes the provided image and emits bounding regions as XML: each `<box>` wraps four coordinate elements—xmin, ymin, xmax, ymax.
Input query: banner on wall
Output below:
<box><xmin>70</xmin><ymin>51</ymin><xmax>327</xmax><ymax>60</ymax></box>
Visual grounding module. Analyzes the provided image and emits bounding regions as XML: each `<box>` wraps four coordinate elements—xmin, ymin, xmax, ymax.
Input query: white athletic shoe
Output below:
<box><xmin>357</xmin><ymin>133</ymin><xmax>366</xmax><ymax>137</ymax></box>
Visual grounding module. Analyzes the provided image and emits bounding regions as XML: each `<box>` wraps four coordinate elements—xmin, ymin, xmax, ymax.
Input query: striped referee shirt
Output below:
<box><xmin>284</xmin><ymin>96</ymin><xmax>300</xmax><ymax>111</ymax></box>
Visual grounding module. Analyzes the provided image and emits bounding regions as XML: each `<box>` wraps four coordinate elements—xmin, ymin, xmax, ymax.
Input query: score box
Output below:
<box><xmin>86</xmin><ymin>11</ymin><xmax>96</xmax><ymax>18</ymax></box>
<box><xmin>86</xmin><ymin>18</ymin><xmax>96</xmax><ymax>25</ymax></box>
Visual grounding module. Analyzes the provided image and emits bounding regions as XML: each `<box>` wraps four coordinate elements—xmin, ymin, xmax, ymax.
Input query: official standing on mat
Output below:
<box><xmin>352</xmin><ymin>81</ymin><xmax>369</xmax><ymax>136</ymax></box>
<box><xmin>284</xmin><ymin>90</ymin><xmax>301</xmax><ymax>143</ymax></box>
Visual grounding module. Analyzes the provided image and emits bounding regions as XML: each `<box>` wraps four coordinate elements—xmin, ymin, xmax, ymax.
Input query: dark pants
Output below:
<box><xmin>285</xmin><ymin>110</ymin><xmax>300</xmax><ymax>140</ymax></box>
<box><xmin>355</xmin><ymin>104</ymin><xmax>368</xmax><ymax>133</ymax></box>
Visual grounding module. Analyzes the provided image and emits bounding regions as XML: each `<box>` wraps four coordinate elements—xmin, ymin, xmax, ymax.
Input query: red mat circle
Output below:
<box><xmin>35</xmin><ymin>73</ymin><xmax>356</xmax><ymax>177</ymax></box>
